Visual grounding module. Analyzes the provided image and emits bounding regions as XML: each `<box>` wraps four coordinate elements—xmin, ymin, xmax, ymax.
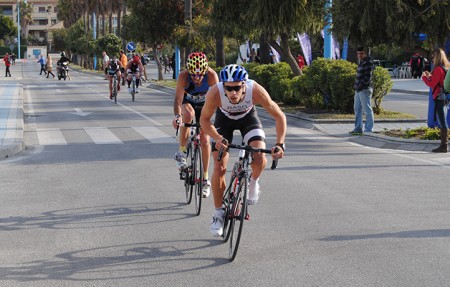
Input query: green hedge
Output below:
<box><xmin>213</xmin><ymin>58</ymin><xmax>392</xmax><ymax>114</ymax></box>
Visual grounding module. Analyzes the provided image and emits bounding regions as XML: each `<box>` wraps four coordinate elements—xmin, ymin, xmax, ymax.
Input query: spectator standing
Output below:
<box><xmin>171</xmin><ymin>52</ymin><xmax>176</xmax><ymax>79</ymax></box>
<box><xmin>421</xmin><ymin>48</ymin><xmax>450</xmax><ymax>153</ymax></box>
<box><xmin>102</xmin><ymin>51</ymin><xmax>109</xmax><ymax>80</ymax></box>
<box><xmin>140</xmin><ymin>54</ymin><xmax>148</xmax><ymax>81</ymax></box>
<box><xmin>410</xmin><ymin>49</ymin><xmax>424</xmax><ymax>79</ymax></box>
<box><xmin>11</xmin><ymin>53</ymin><xmax>16</xmax><ymax>65</ymax></box>
<box><xmin>445</xmin><ymin>63</ymin><xmax>450</xmax><ymax>92</ymax></box>
<box><xmin>163</xmin><ymin>55</ymin><xmax>170</xmax><ymax>73</ymax></box>
<box><xmin>349</xmin><ymin>47</ymin><xmax>375</xmax><ymax>135</ymax></box>
<box><xmin>3</xmin><ymin>53</ymin><xmax>11</xmax><ymax>77</ymax></box>
<box><xmin>119</xmin><ymin>50</ymin><xmax>128</xmax><ymax>85</ymax></box>
<box><xmin>37</xmin><ymin>55</ymin><xmax>47</xmax><ymax>75</ymax></box>
<box><xmin>296</xmin><ymin>53</ymin><xmax>305</xmax><ymax>70</ymax></box>
<box><xmin>46</xmin><ymin>55</ymin><xmax>55</xmax><ymax>78</ymax></box>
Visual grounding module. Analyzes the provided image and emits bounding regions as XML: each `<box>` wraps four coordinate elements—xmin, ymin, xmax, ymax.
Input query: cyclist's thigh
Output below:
<box><xmin>181</xmin><ymin>101</ymin><xmax>195</xmax><ymax>123</ymax></box>
<box><xmin>239</xmin><ymin>108</ymin><xmax>265</xmax><ymax>145</ymax></box>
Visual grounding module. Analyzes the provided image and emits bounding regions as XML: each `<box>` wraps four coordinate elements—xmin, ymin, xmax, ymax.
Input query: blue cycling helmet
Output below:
<box><xmin>219</xmin><ymin>64</ymin><xmax>248</xmax><ymax>82</ymax></box>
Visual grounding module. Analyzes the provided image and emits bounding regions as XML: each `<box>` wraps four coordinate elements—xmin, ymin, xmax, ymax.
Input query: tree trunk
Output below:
<box><xmin>259</xmin><ymin>32</ymin><xmax>271</xmax><ymax>64</ymax></box>
<box><xmin>153</xmin><ymin>44</ymin><xmax>164</xmax><ymax>81</ymax></box>
<box><xmin>270</xmin><ymin>33</ymin><xmax>302</xmax><ymax>76</ymax></box>
<box><xmin>215</xmin><ymin>32</ymin><xmax>225</xmax><ymax>67</ymax></box>
<box><xmin>109</xmin><ymin>14</ymin><xmax>113</xmax><ymax>34</ymax></box>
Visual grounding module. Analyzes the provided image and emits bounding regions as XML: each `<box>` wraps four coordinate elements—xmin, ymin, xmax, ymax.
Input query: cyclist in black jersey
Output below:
<box><xmin>125</xmin><ymin>55</ymin><xmax>144</xmax><ymax>93</ymax></box>
<box><xmin>106</xmin><ymin>56</ymin><xmax>123</xmax><ymax>100</ymax></box>
<box><xmin>200</xmin><ymin>64</ymin><xmax>286</xmax><ymax>237</ymax></box>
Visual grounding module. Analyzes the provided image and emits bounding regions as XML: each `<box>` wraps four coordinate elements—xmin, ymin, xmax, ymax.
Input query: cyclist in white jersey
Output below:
<box><xmin>200</xmin><ymin>64</ymin><xmax>286</xmax><ymax>237</ymax></box>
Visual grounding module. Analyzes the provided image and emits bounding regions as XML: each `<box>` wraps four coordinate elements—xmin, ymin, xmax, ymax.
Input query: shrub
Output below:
<box><xmin>327</xmin><ymin>60</ymin><xmax>358</xmax><ymax>113</ymax></box>
<box><xmin>372</xmin><ymin>66</ymin><xmax>393</xmax><ymax>114</ymax></box>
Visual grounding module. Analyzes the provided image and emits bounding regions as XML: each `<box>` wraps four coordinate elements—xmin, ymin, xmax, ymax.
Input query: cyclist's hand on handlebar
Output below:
<box><xmin>215</xmin><ymin>137</ymin><xmax>228</xmax><ymax>151</ymax></box>
<box><xmin>172</xmin><ymin>115</ymin><xmax>181</xmax><ymax>129</ymax></box>
<box><xmin>271</xmin><ymin>146</ymin><xmax>284</xmax><ymax>160</ymax></box>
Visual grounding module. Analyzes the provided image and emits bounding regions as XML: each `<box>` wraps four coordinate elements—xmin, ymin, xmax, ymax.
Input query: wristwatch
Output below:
<box><xmin>275</xmin><ymin>143</ymin><xmax>285</xmax><ymax>151</ymax></box>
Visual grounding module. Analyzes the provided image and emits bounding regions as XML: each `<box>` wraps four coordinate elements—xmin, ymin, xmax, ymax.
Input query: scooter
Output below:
<box><xmin>58</xmin><ymin>62</ymin><xmax>69</xmax><ymax>80</ymax></box>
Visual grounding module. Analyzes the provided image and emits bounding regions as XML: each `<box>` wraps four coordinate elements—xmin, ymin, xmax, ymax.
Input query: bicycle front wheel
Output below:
<box><xmin>113</xmin><ymin>78</ymin><xmax>118</xmax><ymax>104</ymax></box>
<box><xmin>184</xmin><ymin>146</ymin><xmax>194</xmax><ymax>204</ymax></box>
<box><xmin>193</xmin><ymin>146</ymin><xmax>203</xmax><ymax>216</ymax></box>
<box><xmin>131</xmin><ymin>78</ymin><xmax>136</xmax><ymax>102</ymax></box>
<box><xmin>228</xmin><ymin>176</ymin><xmax>248</xmax><ymax>261</ymax></box>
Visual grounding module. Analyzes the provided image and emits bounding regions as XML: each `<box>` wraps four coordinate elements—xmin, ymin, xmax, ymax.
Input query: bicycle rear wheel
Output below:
<box><xmin>193</xmin><ymin>146</ymin><xmax>203</xmax><ymax>216</ymax></box>
<box><xmin>228</xmin><ymin>176</ymin><xmax>248</xmax><ymax>261</ymax></box>
<box><xmin>184</xmin><ymin>145</ymin><xmax>194</xmax><ymax>204</ymax></box>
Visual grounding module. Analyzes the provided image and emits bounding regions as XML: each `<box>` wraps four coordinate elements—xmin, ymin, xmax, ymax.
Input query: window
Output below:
<box><xmin>38</xmin><ymin>6</ymin><xmax>46</xmax><ymax>13</ymax></box>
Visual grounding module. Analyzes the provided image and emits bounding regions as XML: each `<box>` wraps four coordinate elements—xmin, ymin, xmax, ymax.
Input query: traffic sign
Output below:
<box><xmin>127</xmin><ymin>42</ymin><xmax>136</xmax><ymax>52</ymax></box>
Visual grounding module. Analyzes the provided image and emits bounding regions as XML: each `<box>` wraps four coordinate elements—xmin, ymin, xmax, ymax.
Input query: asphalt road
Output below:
<box><xmin>0</xmin><ymin>62</ymin><xmax>449</xmax><ymax>286</ymax></box>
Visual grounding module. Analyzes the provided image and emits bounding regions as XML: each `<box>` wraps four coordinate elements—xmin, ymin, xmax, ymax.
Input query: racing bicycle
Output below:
<box><xmin>218</xmin><ymin>143</ymin><xmax>278</xmax><ymax>261</ymax></box>
<box><xmin>176</xmin><ymin>121</ymin><xmax>204</xmax><ymax>216</ymax></box>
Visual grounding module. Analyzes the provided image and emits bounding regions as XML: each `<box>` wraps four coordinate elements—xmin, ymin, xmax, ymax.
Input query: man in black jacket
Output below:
<box><xmin>349</xmin><ymin>47</ymin><xmax>374</xmax><ymax>135</ymax></box>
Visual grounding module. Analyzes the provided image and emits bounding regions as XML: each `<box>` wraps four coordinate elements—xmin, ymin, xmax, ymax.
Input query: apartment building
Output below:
<box><xmin>0</xmin><ymin>0</ymin><xmax>60</xmax><ymax>48</ymax></box>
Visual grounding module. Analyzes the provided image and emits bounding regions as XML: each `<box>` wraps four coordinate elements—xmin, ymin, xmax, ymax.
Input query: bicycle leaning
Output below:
<box><xmin>218</xmin><ymin>143</ymin><xmax>279</xmax><ymax>261</ymax></box>
<box><xmin>176</xmin><ymin>121</ymin><xmax>204</xmax><ymax>216</ymax></box>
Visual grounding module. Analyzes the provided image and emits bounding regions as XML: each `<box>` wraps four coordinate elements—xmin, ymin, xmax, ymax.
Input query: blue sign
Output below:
<box><xmin>127</xmin><ymin>42</ymin><xmax>136</xmax><ymax>52</ymax></box>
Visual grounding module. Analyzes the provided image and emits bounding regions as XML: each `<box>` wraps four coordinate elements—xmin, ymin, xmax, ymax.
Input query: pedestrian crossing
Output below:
<box><xmin>34</xmin><ymin>126</ymin><xmax>176</xmax><ymax>146</ymax></box>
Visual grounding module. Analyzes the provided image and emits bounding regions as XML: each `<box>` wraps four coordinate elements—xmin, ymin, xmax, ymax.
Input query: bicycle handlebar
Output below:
<box><xmin>217</xmin><ymin>144</ymin><xmax>279</xmax><ymax>170</ymax></box>
<box><xmin>175</xmin><ymin>121</ymin><xmax>200</xmax><ymax>137</ymax></box>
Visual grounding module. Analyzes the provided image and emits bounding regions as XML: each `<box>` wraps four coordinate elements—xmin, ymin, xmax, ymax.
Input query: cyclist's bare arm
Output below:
<box><xmin>172</xmin><ymin>71</ymin><xmax>189</xmax><ymax>128</ymax></box>
<box><xmin>200</xmin><ymin>85</ymin><xmax>225</xmax><ymax>151</ymax></box>
<box><xmin>252</xmin><ymin>82</ymin><xmax>287</xmax><ymax>158</ymax></box>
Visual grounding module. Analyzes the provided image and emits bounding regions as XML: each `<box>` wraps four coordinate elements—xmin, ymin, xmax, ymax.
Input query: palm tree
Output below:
<box><xmin>19</xmin><ymin>1</ymin><xmax>33</xmax><ymax>40</ymax></box>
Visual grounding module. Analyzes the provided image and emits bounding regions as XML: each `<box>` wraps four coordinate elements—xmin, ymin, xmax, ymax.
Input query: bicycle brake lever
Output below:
<box><xmin>270</xmin><ymin>147</ymin><xmax>280</xmax><ymax>170</ymax></box>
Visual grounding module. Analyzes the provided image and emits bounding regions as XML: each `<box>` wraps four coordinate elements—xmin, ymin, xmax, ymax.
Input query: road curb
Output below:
<box><xmin>0</xmin><ymin>85</ymin><xmax>25</xmax><ymax>159</ymax></box>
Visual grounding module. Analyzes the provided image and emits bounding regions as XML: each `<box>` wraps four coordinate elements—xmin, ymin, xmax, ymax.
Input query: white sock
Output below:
<box><xmin>214</xmin><ymin>207</ymin><xmax>224</xmax><ymax>217</ymax></box>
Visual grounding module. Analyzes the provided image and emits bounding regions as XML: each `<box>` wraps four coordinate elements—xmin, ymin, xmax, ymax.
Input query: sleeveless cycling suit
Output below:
<box><xmin>108</xmin><ymin>60</ymin><xmax>119</xmax><ymax>75</ymax></box>
<box><xmin>213</xmin><ymin>79</ymin><xmax>265</xmax><ymax>149</ymax></box>
<box><xmin>182</xmin><ymin>73</ymin><xmax>210</xmax><ymax>122</ymax></box>
<box><xmin>183</xmin><ymin>73</ymin><xmax>210</xmax><ymax>104</ymax></box>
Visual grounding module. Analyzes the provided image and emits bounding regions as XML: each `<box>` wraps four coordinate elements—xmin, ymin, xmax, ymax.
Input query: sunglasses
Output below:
<box><xmin>223</xmin><ymin>84</ymin><xmax>244</xmax><ymax>92</ymax></box>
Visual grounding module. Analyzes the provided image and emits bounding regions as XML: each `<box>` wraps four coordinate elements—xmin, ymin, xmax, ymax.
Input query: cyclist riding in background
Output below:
<box><xmin>125</xmin><ymin>55</ymin><xmax>144</xmax><ymax>93</ymax></box>
<box><xmin>106</xmin><ymin>56</ymin><xmax>123</xmax><ymax>100</ymax></box>
<box><xmin>200</xmin><ymin>64</ymin><xmax>286</xmax><ymax>237</ymax></box>
<box><xmin>119</xmin><ymin>50</ymin><xmax>128</xmax><ymax>85</ymax></box>
<box><xmin>172</xmin><ymin>52</ymin><xmax>219</xmax><ymax>198</ymax></box>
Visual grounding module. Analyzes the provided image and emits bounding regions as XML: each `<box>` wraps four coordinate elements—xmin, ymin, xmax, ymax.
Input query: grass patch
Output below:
<box><xmin>281</xmin><ymin>106</ymin><xmax>417</xmax><ymax>120</ymax></box>
<box><xmin>378</xmin><ymin>127</ymin><xmax>443</xmax><ymax>140</ymax></box>
<box><xmin>151</xmin><ymin>79</ymin><xmax>177</xmax><ymax>88</ymax></box>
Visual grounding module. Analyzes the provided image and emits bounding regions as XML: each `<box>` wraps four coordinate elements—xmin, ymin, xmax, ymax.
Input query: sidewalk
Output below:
<box><xmin>0</xmin><ymin>61</ymin><xmax>25</xmax><ymax>159</ymax></box>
